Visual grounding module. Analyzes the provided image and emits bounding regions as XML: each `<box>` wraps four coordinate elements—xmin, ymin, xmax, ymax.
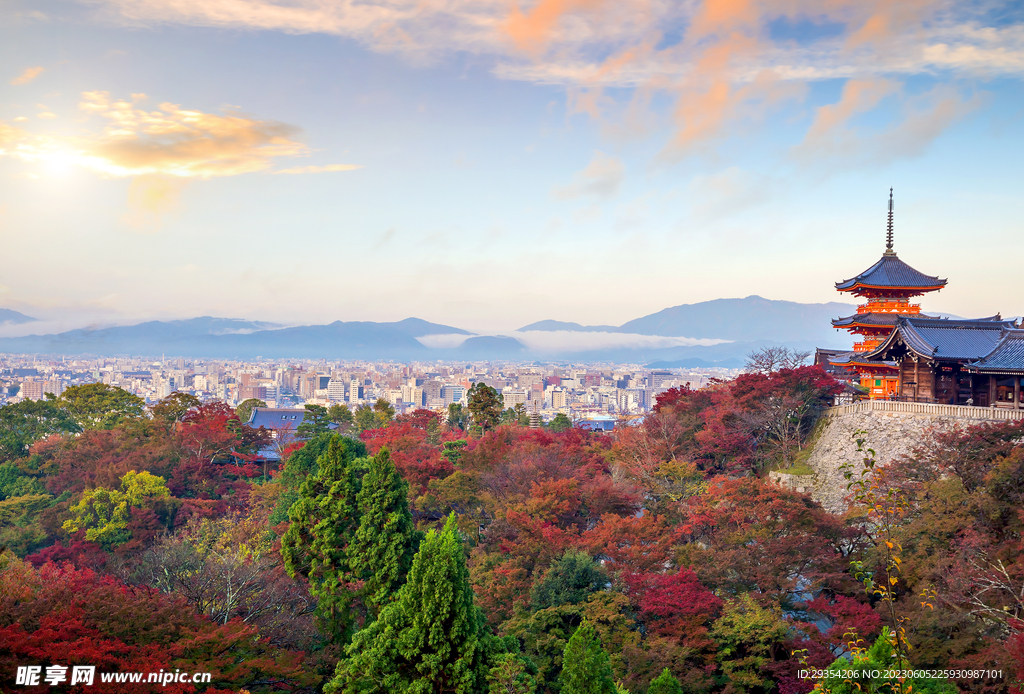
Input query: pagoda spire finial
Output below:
<box><xmin>884</xmin><ymin>188</ymin><xmax>895</xmax><ymax>255</ymax></box>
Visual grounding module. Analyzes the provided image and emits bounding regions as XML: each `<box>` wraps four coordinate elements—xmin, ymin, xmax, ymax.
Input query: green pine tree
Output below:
<box><xmin>280</xmin><ymin>435</ymin><xmax>365</xmax><ymax>644</ymax></box>
<box><xmin>350</xmin><ymin>446</ymin><xmax>420</xmax><ymax>619</ymax></box>
<box><xmin>486</xmin><ymin>653</ymin><xmax>537</xmax><ymax>694</ymax></box>
<box><xmin>558</xmin><ymin>620</ymin><xmax>616</xmax><ymax>694</ymax></box>
<box><xmin>327</xmin><ymin>514</ymin><xmax>481</xmax><ymax>694</ymax></box>
<box><xmin>648</xmin><ymin>668</ymin><xmax>683</xmax><ymax>694</ymax></box>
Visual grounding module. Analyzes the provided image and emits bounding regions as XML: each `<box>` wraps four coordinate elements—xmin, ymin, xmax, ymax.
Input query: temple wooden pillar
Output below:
<box><xmin>1015</xmin><ymin>377</ymin><xmax>1021</xmax><ymax>409</ymax></box>
<box><xmin>914</xmin><ymin>359</ymin><xmax>920</xmax><ymax>402</ymax></box>
<box><xmin>989</xmin><ymin>376</ymin><xmax>997</xmax><ymax>406</ymax></box>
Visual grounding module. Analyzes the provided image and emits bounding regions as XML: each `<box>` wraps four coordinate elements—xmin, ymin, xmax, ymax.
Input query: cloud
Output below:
<box><xmin>76</xmin><ymin>91</ymin><xmax>307</xmax><ymax>177</ymax></box>
<box><xmin>0</xmin><ymin>91</ymin><xmax>316</xmax><ymax>178</ymax></box>
<box><xmin>76</xmin><ymin>0</ymin><xmax>1024</xmax><ymax>84</ymax></box>
<box><xmin>687</xmin><ymin>167</ymin><xmax>774</xmax><ymax>220</ymax></box>
<box><xmin>11</xmin><ymin>66</ymin><xmax>45</xmax><ymax>85</ymax></box>
<box><xmin>416</xmin><ymin>333</ymin><xmax>474</xmax><ymax>349</ymax></box>
<box><xmin>504</xmin><ymin>0</ymin><xmax>608</xmax><ymax>54</ymax></box>
<box><xmin>73</xmin><ymin>0</ymin><xmax>1024</xmax><ymax>164</ymax></box>
<box><xmin>801</xmin><ymin>78</ymin><xmax>899</xmax><ymax>146</ymax></box>
<box><xmin>85</xmin><ymin>0</ymin><xmax>504</xmax><ymax>61</ymax></box>
<box><xmin>792</xmin><ymin>83</ymin><xmax>984</xmax><ymax>165</ymax></box>
<box><xmin>552</xmin><ymin>150</ymin><xmax>624</xmax><ymax>199</ymax></box>
<box><xmin>374</xmin><ymin>227</ymin><xmax>397</xmax><ymax>249</ymax></box>
<box><xmin>0</xmin><ymin>122</ymin><xmax>24</xmax><ymax>146</ymax></box>
<box><xmin>274</xmin><ymin>163</ymin><xmax>362</xmax><ymax>174</ymax></box>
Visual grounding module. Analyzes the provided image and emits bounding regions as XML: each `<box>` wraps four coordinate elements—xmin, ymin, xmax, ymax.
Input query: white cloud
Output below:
<box><xmin>415</xmin><ymin>333</ymin><xmax>474</xmax><ymax>349</ymax></box>
<box><xmin>552</xmin><ymin>151</ymin><xmax>624</xmax><ymax>199</ymax></box>
<box><xmin>687</xmin><ymin>167</ymin><xmax>774</xmax><ymax>220</ymax></box>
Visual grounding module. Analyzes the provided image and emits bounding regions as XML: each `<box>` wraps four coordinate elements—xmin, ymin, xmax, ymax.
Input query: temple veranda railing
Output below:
<box><xmin>825</xmin><ymin>399</ymin><xmax>1024</xmax><ymax>421</ymax></box>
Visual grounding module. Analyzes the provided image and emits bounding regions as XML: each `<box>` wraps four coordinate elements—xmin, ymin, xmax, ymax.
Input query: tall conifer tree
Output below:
<box><xmin>327</xmin><ymin>514</ymin><xmax>480</xmax><ymax>694</ymax></box>
<box><xmin>350</xmin><ymin>446</ymin><xmax>419</xmax><ymax>618</ymax></box>
<box><xmin>281</xmin><ymin>435</ymin><xmax>364</xmax><ymax>644</ymax></box>
<box><xmin>558</xmin><ymin>620</ymin><xmax>616</xmax><ymax>694</ymax></box>
<box><xmin>648</xmin><ymin>668</ymin><xmax>684</xmax><ymax>694</ymax></box>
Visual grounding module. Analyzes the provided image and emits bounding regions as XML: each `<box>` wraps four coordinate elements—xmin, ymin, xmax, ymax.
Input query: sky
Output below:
<box><xmin>1</xmin><ymin>0</ymin><xmax>1022</xmax><ymax>336</ymax></box>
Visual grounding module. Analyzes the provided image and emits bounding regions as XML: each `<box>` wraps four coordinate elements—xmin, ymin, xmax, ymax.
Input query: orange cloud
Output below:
<box><xmin>10</xmin><ymin>66</ymin><xmax>44</xmax><ymax>85</ymax></box>
<box><xmin>846</xmin><ymin>0</ymin><xmax>941</xmax><ymax>49</ymax></box>
<box><xmin>801</xmin><ymin>77</ymin><xmax>899</xmax><ymax>145</ymax></box>
<box><xmin>0</xmin><ymin>92</ymin><xmax>316</xmax><ymax>178</ymax></box>
<box><xmin>656</xmin><ymin>30</ymin><xmax>805</xmax><ymax>158</ymax></box>
<box><xmin>688</xmin><ymin>0</ymin><xmax>758</xmax><ymax>39</ymax></box>
<box><xmin>505</xmin><ymin>0</ymin><xmax>608</xmax><ymax>54</ymax></box>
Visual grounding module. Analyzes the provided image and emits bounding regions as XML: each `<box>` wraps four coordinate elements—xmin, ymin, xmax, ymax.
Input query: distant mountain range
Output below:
<box><xmin>0</xmin><ymin>296</ymin><xmax>859</xmax><ymax>364</ymax></box>
<box><xmin>519</xmin><ymin>296</ymin><xmax>857</xmax><ymax>343</ymax></box>
<box><xmin>518</xmin><ymin>320</ymin><xmax>620</xmax><ymax>333</ymax></box>
<box><xmin>0</xmin><ymin>309</ymin><xmax>36</xmax><ymax>325</ymax></box>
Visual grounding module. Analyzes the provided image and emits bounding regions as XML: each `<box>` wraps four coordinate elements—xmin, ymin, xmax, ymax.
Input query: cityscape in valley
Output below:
<box><xmin>1</xmin><ymin>353</ymin><xmax>731</xmax><ymax>421</ymax></box>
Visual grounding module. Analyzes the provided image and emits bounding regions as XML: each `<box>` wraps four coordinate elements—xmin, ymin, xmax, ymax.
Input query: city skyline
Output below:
<box><xmin>1</xmin><ymin>0</ymin><xmax>1022</xmax><ymax>334</ymax></box>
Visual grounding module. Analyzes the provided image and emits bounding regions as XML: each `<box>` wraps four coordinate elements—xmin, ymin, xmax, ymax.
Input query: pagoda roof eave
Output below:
<box><xmin>831</xmin><ymin>312</ymin><xmax>942</xmax><ymax>329</ymax></box>
<box><xmin>835</xmin><ymin>253</ymin><xmax>947</xmax><ymax>293</ymax></box>
<box><xmin>836</xmin><ymin>284</ymin><xmax>945</xmax><ymax>295</ymax></box>
<box><xmin>827</xmin><ymin>351</ymin><xmax>898</xmax><ymax>369</ymax></box>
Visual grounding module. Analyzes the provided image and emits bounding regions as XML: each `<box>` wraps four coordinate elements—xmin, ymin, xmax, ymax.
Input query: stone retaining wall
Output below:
<box><xmin>801</xmin><ymin>401</ymin><xmax>1024</xmax><ymax>513</ymax></box>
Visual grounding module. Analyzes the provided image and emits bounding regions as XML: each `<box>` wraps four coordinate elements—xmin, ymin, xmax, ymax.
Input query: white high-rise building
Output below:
<box><xmin>327</xmin><ymin>379</ymin><xmax>346</xmax><ymax>402</ymax></box>
<box><xmin>502</xmin><ymin>388</ymin><xmax>528</xmax><ymax>408</ymax></box>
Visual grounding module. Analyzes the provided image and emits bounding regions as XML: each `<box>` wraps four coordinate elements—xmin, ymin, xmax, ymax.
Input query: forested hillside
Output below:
<box><xmin>1</xmin><ymin>372</ymin><xmax>1022</xmax><ymax>693</ymax></box>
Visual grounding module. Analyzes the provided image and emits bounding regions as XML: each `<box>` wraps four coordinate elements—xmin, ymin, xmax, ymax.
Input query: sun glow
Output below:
<box><xmin>39</xmin><ymin>149</ymin><xmax>80</xmax><ymax>177</ymax></box>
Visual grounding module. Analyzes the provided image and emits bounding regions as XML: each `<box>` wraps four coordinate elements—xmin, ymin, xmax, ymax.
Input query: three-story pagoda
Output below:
<box><xmin>829</xmin><ymin>190</ymin><xmax>947</xmax><ymax>398</ymax></box>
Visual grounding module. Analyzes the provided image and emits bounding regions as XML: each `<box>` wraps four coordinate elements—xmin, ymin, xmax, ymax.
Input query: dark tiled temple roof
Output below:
<box><xmin>245</xmin><ymin>407</ymin><xmax>338</xmax><ymax>462</ymax></box>
<box><xmin>836</xmin><ymin>253</ymin><xmax>947</xmax><ymax>292</ymax></box>
<box><xmin>815</xmin><ymin>348</ymin><xmax>861</xmax><ymax>376</ymax></box>
<box><xmin>827</xmin><ymin>350</ymin><xmax>897</xmax><ymax>368</ymax></box>
<box><xmin>832</xmin><ymin>312</ymin><xmax>941</xmax><ymax>329</ymax></box>
<box><xmin>967</xmin><ymin>330</ymin><xmax>1024</xmax><ymax>373</ymax></box>
<box><xmin>869</xmin><ymin>316</ymin><xmax>1017</xmax><ymax>361</ymax></box>
<box><xmin>248</xmin><ymin>407</ymin><xmax>307</xmax><ymax>429</ymax></box>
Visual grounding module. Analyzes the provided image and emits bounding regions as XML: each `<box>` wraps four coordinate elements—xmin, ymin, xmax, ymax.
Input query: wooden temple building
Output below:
<box><xmin>817</xmin><ymin>191</ymin><xmax>1024</xmax><ymax>408</ymax></box>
